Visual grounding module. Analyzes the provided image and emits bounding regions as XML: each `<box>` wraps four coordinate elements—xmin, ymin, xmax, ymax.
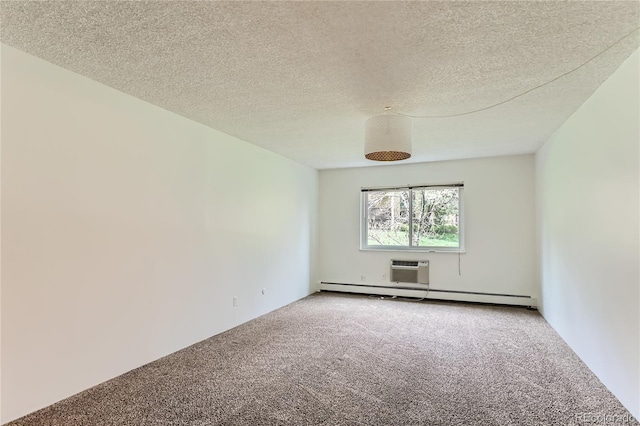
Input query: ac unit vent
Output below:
<box><xmin>390</xmin><ymin>260</ymin><xmax>429</xmax><ymax>284</ymax></box>
<box><xmin>391</xmin><ymin>260</ymin><xmax>419</xmax><ymax>267</ymax></box>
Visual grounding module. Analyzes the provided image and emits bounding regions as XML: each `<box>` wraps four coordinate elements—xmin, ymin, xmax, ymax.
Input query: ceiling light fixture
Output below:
<box><xmin>364</xmin><ymin>108</ymin><xmax>412</xmax><ymax>161</ymax></box>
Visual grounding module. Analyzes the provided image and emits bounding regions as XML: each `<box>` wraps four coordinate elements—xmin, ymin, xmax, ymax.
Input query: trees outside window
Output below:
<box><xmin>362</xmin><ymin>185</ymin><xmax>463</xmax><ymax>251</ymax></box>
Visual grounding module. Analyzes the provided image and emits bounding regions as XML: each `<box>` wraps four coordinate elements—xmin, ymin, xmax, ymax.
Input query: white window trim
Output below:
<box><xmin>360</xmin><ymin>183</ymin><xmax>465</xmax><ymax>253</ymax></box>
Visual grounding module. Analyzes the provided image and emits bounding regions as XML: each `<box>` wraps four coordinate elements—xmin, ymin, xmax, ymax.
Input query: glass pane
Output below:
<box><xmin>412</xmin><ymin>188</ymin><xmax>459</xmax><ymax>247</ymax></box>
<box><xmin>367</xmin><ymin>191</ymin><xmax>410</xmax><ymax>246</ymax></box>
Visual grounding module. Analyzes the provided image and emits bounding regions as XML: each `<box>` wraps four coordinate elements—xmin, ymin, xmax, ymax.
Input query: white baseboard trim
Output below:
<box><xmin>318</xmin><ymin>282</ymin><xmax>537</xmax><ymax>308</ymax></box>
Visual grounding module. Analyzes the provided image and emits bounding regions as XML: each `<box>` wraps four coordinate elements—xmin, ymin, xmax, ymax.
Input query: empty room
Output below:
<box><xmin>1</xmin><ymin>1</ymin><xmax>639</xmax><ymax>425</ymax></box>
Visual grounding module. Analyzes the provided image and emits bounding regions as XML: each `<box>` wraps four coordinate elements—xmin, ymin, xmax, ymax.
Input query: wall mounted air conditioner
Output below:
<box><xmin>390</xmin><ymin>260</ymin><xmax>429</xmax><ymax>284</ymax></box>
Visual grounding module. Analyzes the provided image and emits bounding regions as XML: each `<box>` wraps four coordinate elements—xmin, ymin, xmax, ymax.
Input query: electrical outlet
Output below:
<box><xmin>382</xmin><ymin>273</ymin><xmax>386</xmax><ymax>280</ymax></box>
<box><xmin>360</xmin><ymin>275</ymin><xmax>366</xmax><ymax>281</ymax></box>
<box><xmin>233</xmin><ymin>296</ymin><xmax>238</xmax><ymax>307</ymax></box>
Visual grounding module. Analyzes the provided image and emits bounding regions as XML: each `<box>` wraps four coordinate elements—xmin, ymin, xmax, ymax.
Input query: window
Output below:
<box><xmin>361</xmin><ymin>184</ymin><xmax>464</xmax><ymax>252</ymax></box>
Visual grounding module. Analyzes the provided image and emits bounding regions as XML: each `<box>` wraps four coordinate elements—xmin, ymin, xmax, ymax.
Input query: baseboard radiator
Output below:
<box><xmin>318</xmin><ymin>282</ymin><xmax>537</xmax><ymax>308</ymax></box>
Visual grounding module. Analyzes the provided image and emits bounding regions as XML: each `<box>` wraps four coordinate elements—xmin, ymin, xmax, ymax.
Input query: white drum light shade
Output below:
<box><xmin>364</xmin><ymin>115</ymin><xmax>412</xmax><ymax>161</ymax></box>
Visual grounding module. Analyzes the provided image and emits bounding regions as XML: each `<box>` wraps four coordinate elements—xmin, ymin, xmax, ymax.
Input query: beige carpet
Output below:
<box><xmin>8</xmin><ymin>292</ymin><xmax>638</xmax><ymax>425</ymax></box>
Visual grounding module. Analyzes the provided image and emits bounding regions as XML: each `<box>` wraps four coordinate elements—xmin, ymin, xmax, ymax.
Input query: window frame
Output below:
<box><xmin>360</xmin><ymin>183</ymin><xmax>465</xmax><ymax>253</ymax></box>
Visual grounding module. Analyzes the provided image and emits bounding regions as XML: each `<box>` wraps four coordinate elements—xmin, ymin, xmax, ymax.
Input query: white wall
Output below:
<box><xmin>319</xmin><ymin>155</ymin><xmax>536</xmax><ymax>298</ymax></box>
<box><xmin>0</xmin><ymin>44</ymin><xmax>3</xmax><ymax>424</ymax></box>
<box><xmin>0</xmin><ymin>45</ymin><xmax>318</xmax><ymax>424</ymax></box>
<box><xmin>536</xmin><ymin>49</ymin><xmax>639</xmax><ymax>418</ymax></box>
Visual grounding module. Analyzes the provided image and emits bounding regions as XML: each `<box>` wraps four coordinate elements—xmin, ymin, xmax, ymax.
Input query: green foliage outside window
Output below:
<box><xmin>365</xmin><ymin>187</ymin><xmax>461</xmax><ymax>249</ymax></box>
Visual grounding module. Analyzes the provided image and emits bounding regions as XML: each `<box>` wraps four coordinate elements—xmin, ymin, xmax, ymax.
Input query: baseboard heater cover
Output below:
<box><xmin>319</xmin><ymin>282</ymin><xmax>537</xmax><ymax>308</ymax></box>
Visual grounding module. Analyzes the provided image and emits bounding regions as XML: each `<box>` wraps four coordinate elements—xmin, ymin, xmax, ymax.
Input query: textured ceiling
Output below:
<box><xmin>1</xmin><ymin>1</ymin><xmax>639</xmax><ymax>169</ymax></box>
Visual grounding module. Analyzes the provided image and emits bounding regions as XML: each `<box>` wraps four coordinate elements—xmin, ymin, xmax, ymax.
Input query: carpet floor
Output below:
<box><xmin>8</xmin><ymin>292</ymin><xmax>638</xmax><ymax>425</ymax></box>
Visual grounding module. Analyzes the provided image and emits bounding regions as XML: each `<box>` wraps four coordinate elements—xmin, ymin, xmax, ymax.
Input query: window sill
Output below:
<box><xmin>360</xmin><ymin>247</ymin><xmax>466</xmax><ymax>254</ymax></box>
